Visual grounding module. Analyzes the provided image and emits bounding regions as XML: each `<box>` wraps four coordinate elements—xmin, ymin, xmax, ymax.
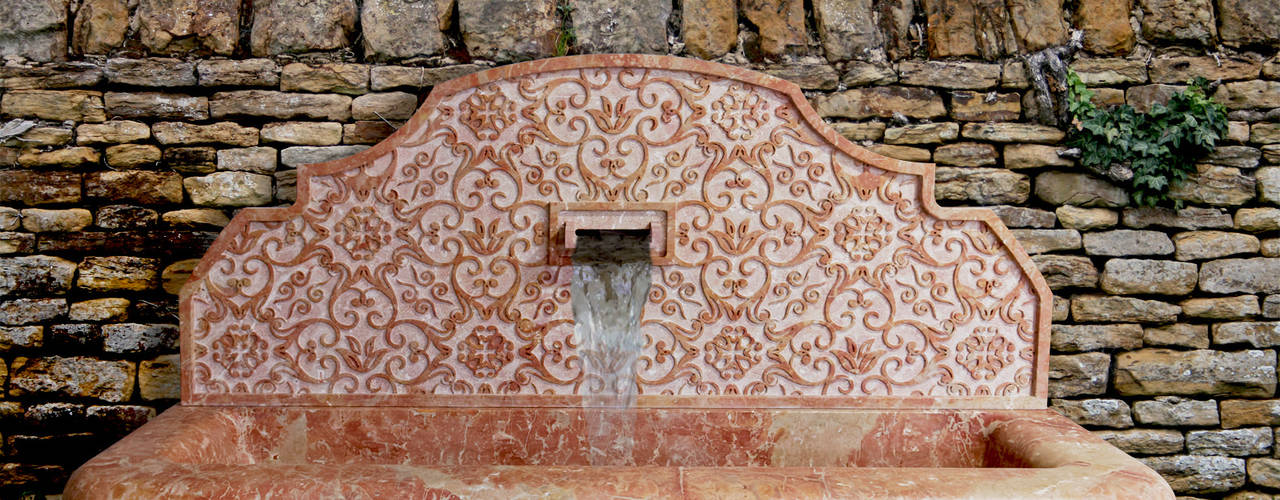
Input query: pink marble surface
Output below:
<box><xmin>180</xmin><ymin>54</ymin><xmax>1052</xmax><ymax>408</ymax></box>
<box><xmin>64</xmin><ymin>406</ymin><xmax>1174</xmax><ymax>499</ymax></box>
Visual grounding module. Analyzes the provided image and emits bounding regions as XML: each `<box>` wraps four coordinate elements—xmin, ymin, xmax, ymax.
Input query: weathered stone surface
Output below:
<box><xmin>898</xmin><ymin>61</ymin><xmax>1001</xmax><ymax>89</ymax></box>
<box><xmin>1227</xmin><ymin>120</ymin><xmax>1252</xmax><ymax>142</ymax></box>
<box><xmin>840</xmin><ymin>61</ymin><xmax>897</xmax><ymax>86</ymax></box>
<box><xmin>0</xmin><ymin>171</ymin><xmax>81</xmax><ymax>206</ymax></box>
<box><xmin>184</xmin><ymin>172</ymin><xmax>274</xmax><ymax>207</ymax></box>
<box><xmin>1004</xmin><ymin>144</ymin><xmax>1070</xmax><ymax>169</ymax></box>
<box><xmin>1011</xmin><ymin>229</ymin><xmax>1081</xmax><ymax>254</ymax></box>
<box><xmin>741</xmin><ymin>0</ymin><xmax>807</xmax><ymax>58</ymax></box>
<box><xmin>96</xmin><ymin>205</ymin><xmax>158</xmax><ymax>230</ymax></box>
<box><xmin>1254</xmin><ymin>125</ymin><xmax>1280</xmax><ymax>145</ymax></box>
<box><xmin>102</xmin><ymin>323</ymin><xmax>177</xmax><ymax>354</ymax></box>
<box><xmin>6</xmin><ymin>126</ymin><xmax>72</xmax><ymax>147</ymax></box>
<box><xmin>1035</xmin><ymin>172</ymin><xmax>1128</xmax><ymax>207</ymax></box>
<box><xmin>1100</xmin><ymin>259</ymin><xmax>1197</xmax><ymax>295</ymax></box>
<box><xmin>1257</xmin><ymin>168</ymin><xmax>1280</xmax><ymax>205</ymax></box>
<box><xmin>280</xmin><ymin>145</ymin><xmax>370</xmax><ymax>167</ymax></box>
<box><xmin>351</xmin><ymin>92</ymin><xmax>417</xmax><ymax>121</ymax></box>
<box><xmin>1150</xmin><ymin>56</ymin><xmax>1262</xmax><ymax>84</ymax></box>
<box><xmin>1168</xmin><ymin>165</ymin><xmax>1255</xmax><ymax>206</ymax></box>
<box><xmin>1139</xmin><ymin>0</ymin><xmax>1216</xmax><ymax>44</ymax></box>
<box><xmin>961</xmin><ymin>122</ymin><xmax>1064</xmax><ymax>143</ymax></box>
<box><xmin>8</xmin><ymin>356</ymin><xmax>134</xmax><ymax>402</ymax></box>
<box><xmin>933</xmin><ymin>142</ymin><xmax>997</xmax><ymax>167</ymax></box>
<box><xmin>275</xmin><ymin>169</ymin><xmax>297</xmax><ymax>202</ymax></box>
<box><xmin>1248</xmin><ymin>458</ymin><xmax>1280</xmax><ymax>489</ymax></box>
<box><xmin>216</xmin><ymin>147</ymin><xmax>277</xmax><ymax>174</ymax></box>
<box><xmin>104</xmin><ymin>92</ymin><xmax>208</xmax><ymax>121</ymax></box>
<box><xmin>1182</xmin><ymin>296</ymin><xmax>1261</xmax><ymax>320</ymax></box>
<box><xmin>17</xmin><ymin>147</ymin><xmax>100</xmax><ymax>169</ymax></box>
<box><xmin>0</xmin><ymin>256</ymin><xmax>75</xmax><ymax>298</ymax></box>
<box><xmin>161</xmin><ymin>259</ymin><xmax>199</xmax><ymax>295</ymax></box>
<box><xmin>1</xmin><ymin>90</ymin><xmax>105</xmax><ymax>122</ymax></box>
<box><xmin>1205</xmin><ymin>146</ymin><xmax>1262</xmax><ymax>169</ymax></box>
<box><xmin>932</xmin><ymin>167</ymin><xmax>1030</xmax><ymax>204</ymax></box>
<box><xmin>1187</xmin><ymin>428</ymin><xmax>1272</xmax><ymax>456</ymax></box>
<box><xmin>1220</xmin><ymin>400</ymin><xmax>1280</xmax><ymax>429</ymax></box>
<box><xmin>761</xmin><ymin>63</ymin><xmax>839</xmax><ymax>90</ymax></box>
<box><xmin>1057</xmin><ymin>205</ymin><xmax>1117</xmax><ymax>230</ymax></box>
<box><xmin>868</xmin><ymin>144</ymin><xmax>930</xmax><ymax>162</ymax></box>
<box><xmin>0</xmin><ymin>0</ymin><xmax>68</xmax><ymax>61</ymax></box>
<box><xmin>1051</xmin><ymin>323</ymin><xmax>1142</xmax><ymax>352</ymax></box>
<box><xmin>1217</xmin><ymin>0</ymin><xmax>1280</xmax><ymax>47</ymax></box>
<box><xmin>106</xmin><ymin>144</ymin><xmax>163</xmax><ymax>168</ymax></box>
<box><xmin>0</xmin><ymin>326</ymin><xmax>41</xmax><ymax>351</ymax></box>
<box><xmin>1053</xmin><ymin>296</ymin><xmax>1069</xmax><ymax>321</ymax></box>
<box><xmin>1072</xmin><ymin>295</ymin><xmax>1181</xmax><ymax>323</ymax></box>
<box><xmin>85</xmin><ymin>171</ymin><xmax>184</xmax><ymax>205</ymax></box>
<box><xmin>104</xmin><ymin>59</ymin><xmax>197</xmax><ymax>87</ymax></box>
<box><xmin>1124</xmin><ymin>83</ymin><xmax>1184</xmax><ymax>113</ymax></box>
<box><xmin>136</xmin><ymin>0</ymin><xmax>239</xmax><ymax>54</ymax></box>
<box><xmin>162</xmin><ymin>208</ymin><xmax>229</xmax><ymax>229</ymax></box>
<box><xmin>1114</xmin><ymin>349</ymin><xmax>1276</xmax><ymax>397</ymax></box>
<box><xmin>261</xmin><ymin>122</ymin><xmax>343</xmax><ymax>146</ymax></box>
<box><xmin>0</xmin><ymin>233</ymin><xmax>35</xmax><ymax>255</ymax></box>
<box><xmin>1268</xmin><ymin>295</ymin><xmax>1280</xmax><ymax>318</ymax></box>
<box><xmin>1095</xmin><ymin>429</ymin><xmax>1183</xmax><ymax>455</ymax></box>
<box><xmin>1048</xmin><ymin>352</ymin><xmax>1109</xmax><ymax>397</ymax></box>
<box><xmin>682</xmin><ymin>0</ymin><xmax>737</xmax><ymax>59</ymax></box>
<box><xmin>990</xmin><ymin>206</ymin><xmax>1055</xmax><ymax>228</ymax></box>
<box><xmin>369</xmin><ymin>64</ymin><xmax>488</xmax><ymax>91</ymax></box>
<box><xmin>1142</xmin><ymin>455</ymin><xmax>1245</xmax><ymax>494</ymax></box>
<box><xmin>0</xmin><ymin>209</ymin><xmax>17</xmax><ymax>231</ymax></box>
<box><xmin>1075</xmin><ymin>0</ymin><xmax>1135</xmax><ymax>54</ymax></box>
<box><xmin>1033</xmin><ymin>255</ymin><xmax>1099</xmax><ymax>289</ymax></box>
<box><xmin>250</xmin><ymin>0</ymin><xmax>357</xmax><ymax>56</ymax></box>
<box><xmin>19</xmin><ymin>209</ymin><xmax>91</xmax><ymax>233</ymax></box>
<box><xmin>196</xmin><ymin>59</ymin><xmax>280</xmax><ymax>87</ymax></box>
<box><xmin>1215</xmin><ymin>81</ymin><xmax>1280</xmax><ymax>110</ymax></box>
<box><xmin>1175</xmin><ymin>231</ymin><xmax>1261</xmax><ymax>261</ymax></box>
<box><xmin>0</xmin><ymin>297</ymin><xmax>64</xmax><ymax>324</ymax></box>
<box><xmin>814</xmin><ymin>87</ymin><xmax>946</xmax><ymax>119</ymax></box>
<box><xmin>1071</xmin><ymin>58</ymin><xmax>1148</xmax><ymax>85</ymax></box>
<box><xmin>68</xmin><ymin>298</ymin><xmax>129</xmax><ymax>322</ymax></box>
<box><xmin>0</xmin><ymin>63</ymin><xmax>103</xmax><ymax>89</ymax></box>
<box><xmin>76</xmin><ymin>121</ymin><xmax>149</xmax><ymax>145</ymax></box>
<box><xmin>139</xmin><ymin>354</ymin><xmax>180</xmax><ymax>400</ymax></box>
<box><xmin>152</xmin><ymin>122</ymin><xmax>259</xmax><ymax>147</ymax></box>
<box><xmin>1050</xmin><ymin>398</ymin><xmax>1133</xmax><ymax>428</ymax></box>
<box><xmin>163</xmin><ymin>147</ymin><xmax>216</xmax><ymax>175</ymax></box>
<box><xmin>1201</xmin><ymin>258</ymin><xmax>1280</xmax><ymax>294</ymax></box>
<box><xmin>77</xmin><ymin>256</ymin><xmax>159</xmax><ymax>293</ymax></box>
<box><xmin>1261</xmin><ymin>144</ymin><xmax>1280</xmax><ymax>164</ymax></box>
<box><xmin>1144</xmin><ymin>323</ymin><xmax>1210</xmax><ymax>349</ymax></box>
<box><xmin>210</xmin><ymin>91</ymin><xmax>352</xmax><ymax>121</ymax></box>
<box><xmin>457</xmin><ymin>0</ymin><xmax>557</xmax><ymax>62</ymax></box>
<box><xmin>883</xmin><ymin>123</ymin><xmax>958</xmax><ymax>145</ymax></box>
<box><xmin>811</xmin><ymin>0</ymin><xmax>879</xmax><ymax>61</ymax></box>
<box><xmin>950</xmin><ymin>91</ymin><xmax>1021</xmax><ymax>121</ymax></box>
<box><xmin>1215</xmin><ymin>322</ymin><xmax>1280</xmax><ymax>348</ymax></box>
<box><xmin>73</xmin><ymin>0</ymin><xmax>129</xmax><ymax>54</ymax></box>
<box><xmin>1083</xmin><ymin>230</ymin><xmax>1174</xmax><ymax>256</ymax></box>
<box><xmin>343</xmin><ymin>121</ymin><xmax>398</xmax><ymax>144</ymax></box>
<box><xmin>280</xmin><ymin>63</ymin><xmax>369</xmax><ymax>95</ymax></box>
<box><xmin>361</xmin><ymin>0</ymin><xmax>446</xmax><ymax>61</ymax></box>
<box><xmin>1123</xmin><ymin>206</ymin><xmax>1233</xmax><ymax>230</ymax></box>
<box><xmin>570</xmin><ymin>0</ymin><xmax>670</xmax><ymax>53</ymax></box>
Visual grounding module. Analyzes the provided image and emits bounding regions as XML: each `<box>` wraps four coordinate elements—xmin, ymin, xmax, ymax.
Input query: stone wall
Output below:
<box><xmin>0</xmin><ymin>0</ymin><xmax>1277</xmax><ymax>496</ymax></box>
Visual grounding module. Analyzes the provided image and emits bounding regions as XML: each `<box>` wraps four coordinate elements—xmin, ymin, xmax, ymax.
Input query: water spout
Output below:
<box><xmin>571</xmin><ymin>229</ymin><xmax>651</xmax><ymax>466</ymax></box>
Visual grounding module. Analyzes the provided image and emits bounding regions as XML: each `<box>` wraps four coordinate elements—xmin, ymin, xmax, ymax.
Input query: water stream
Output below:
<box><xmin>571</xmin><ymin>230</ymin><xmax>651</xmax><ymax>466</ymax></box>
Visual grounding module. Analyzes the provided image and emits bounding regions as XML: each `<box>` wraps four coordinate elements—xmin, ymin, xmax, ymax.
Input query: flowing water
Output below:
<box><xmin>571</xmin><ymin>230</ymin><xmax>651</xmax><ymax>466</ymax></box>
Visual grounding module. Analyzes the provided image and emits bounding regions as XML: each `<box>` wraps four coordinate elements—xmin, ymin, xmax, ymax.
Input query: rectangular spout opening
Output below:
<box><xmin>547</xmin><ymin>203</ymin><xmax>674</xmax><ymax>265</ymax></box>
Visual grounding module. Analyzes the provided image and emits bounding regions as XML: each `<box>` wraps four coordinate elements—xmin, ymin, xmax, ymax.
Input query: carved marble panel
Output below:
<box><xmin>181</xmin><ymin>55</ymin><xmax>1052</xmax><ymax>408</ymax></box>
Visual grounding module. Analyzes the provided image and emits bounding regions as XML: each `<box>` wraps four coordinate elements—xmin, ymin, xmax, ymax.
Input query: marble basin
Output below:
<box><xmin>67</xmin><ymin>55</ymin><xmax>1173</xmax><ymax>499</ymax></box>
<box><xmin>67</xmin><ymin>406</ymin><xmax>1171</xmax><ymax>498</ymax></box>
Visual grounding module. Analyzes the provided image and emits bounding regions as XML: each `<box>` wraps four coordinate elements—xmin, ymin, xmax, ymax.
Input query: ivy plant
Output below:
<box><xmin>1065</xmin><ymin>70</ymin><xmax>1227</xmax><ymax>207</ymax></box>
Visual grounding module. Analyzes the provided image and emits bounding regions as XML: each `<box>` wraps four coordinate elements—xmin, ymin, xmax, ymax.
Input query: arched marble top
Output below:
<box><xmin>180</xmin><ymin>55</ymin><xmax>1052</xmax><ymax>409</ymax></box>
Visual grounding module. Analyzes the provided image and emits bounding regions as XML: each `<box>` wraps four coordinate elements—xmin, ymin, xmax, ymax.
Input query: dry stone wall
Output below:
<box><xmin>0</xmin><ymin>0</ymin><xmax>1277</xmax><ymax>496</ymax></box>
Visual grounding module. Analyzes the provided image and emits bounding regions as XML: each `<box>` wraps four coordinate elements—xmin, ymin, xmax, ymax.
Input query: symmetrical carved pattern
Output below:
<box><xmin>183</xmin><ymin>57</ymin><xmax>1048</xmax><ymax>407</ymax></box>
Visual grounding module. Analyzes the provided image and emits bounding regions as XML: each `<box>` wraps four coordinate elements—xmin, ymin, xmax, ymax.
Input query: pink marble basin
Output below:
<box><xmin>65</xmin><ymin>406</ymin><xmax>1172</xmax><ymax>498</ymax></box>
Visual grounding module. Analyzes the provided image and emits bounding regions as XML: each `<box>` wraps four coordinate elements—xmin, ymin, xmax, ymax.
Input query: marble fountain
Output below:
<box><xmin>66</xmin><ymin>55</ymin><xmax>1173</xmax><ymax>499</ymax></box>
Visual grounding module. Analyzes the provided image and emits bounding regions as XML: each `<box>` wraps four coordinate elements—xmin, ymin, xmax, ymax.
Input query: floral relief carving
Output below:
<box><xmin>183</xmin><ymin>59</ymin><xmax>1045</xmax><ymax>407</ymax></box>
